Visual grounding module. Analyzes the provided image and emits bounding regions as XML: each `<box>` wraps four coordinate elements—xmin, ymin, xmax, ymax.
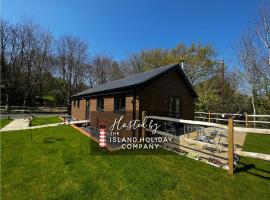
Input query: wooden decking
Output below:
<box><xmin>148</xmin><ymin>127</ymin><xmax>247</xmax><ymax>170</ymax></box>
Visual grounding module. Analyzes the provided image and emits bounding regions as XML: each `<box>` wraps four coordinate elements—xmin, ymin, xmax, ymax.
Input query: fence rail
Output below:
<box><xmin>194</xmin><ymin>112</ymin><xmax>270</xmax><ymax>128</ymax></box>
<box><xmin>143</xmin><ymin>113</ymin><xmax>270</xmax><ymax>175</ymax></box>
<box><xmin>147</xmin><ymin>115</ymin><xmax>270</xmax><ymax>134</ymax></box>
<box><xmin>0</xmin><ymin>106</ymin><xmax>68</xmax><ymax>113</ymax></box>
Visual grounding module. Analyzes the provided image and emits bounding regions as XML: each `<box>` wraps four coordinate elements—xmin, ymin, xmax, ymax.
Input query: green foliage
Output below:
<box><xmin>47</xmin><ymin>90</ymin><xmax>66</xmax><ymax>106</ymax></box>
<box><xmin>125</xmin><ymin>42</ymin><xmax>270</xmax><ymax>114</ymax></box>
<box><xmin>255</xmin><ymin>96</ymin><xmax>270</xmax><ymax>114</ymax></box>
<box><xmin>128</xmin><ymin>43</ymin><xmax>234</xmax><ymax>113</ymax></box>
<box><xmin>43</xmin><ymin>95</ymin><xmax>55</xmax><ymax>103</ymax></box>
<box><xmin>134</xmin><ymin>43</ymin><xmax>217</xmax><ymax>85</ymax></box>
<box><xmin>195</xmin><ymin>74</ymin><xmax>250</xmax><ymax>113</ymax></box>
<box><xmin>1</xmin><ymin>126</ymin><xmax>269</xmax><ymax>199</ymax></box>
<box><xmin>195</xmin><ymin>76</ymin><xmax>219</xmax><ymax>112</ymax></box>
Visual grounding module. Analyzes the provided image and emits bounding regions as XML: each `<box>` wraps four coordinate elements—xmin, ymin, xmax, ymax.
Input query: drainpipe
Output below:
<box><xmin>132</xmin><ymin>89</ymin><xmax>136</xmax><ymax>137</ymax></box>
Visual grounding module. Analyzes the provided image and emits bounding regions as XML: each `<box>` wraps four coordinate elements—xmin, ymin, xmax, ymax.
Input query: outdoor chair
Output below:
<box><xmin>211</xmin><ymin>130</ymin><xmax>228</xmax><ymax>154</ymax></box>
<box><xmin>197</xmin><ymin>127</ymin><xmax>205</xmax><ymax>137</ymax></box>
<box><xmin>199</xmin><ymin>129</ymin><xmax>221</xmax><ymax>155</ymax></box>
<box><xmin>163</xmin><ymin>122</ymin><xmax>176</xmax><ymax>135</ymax></box>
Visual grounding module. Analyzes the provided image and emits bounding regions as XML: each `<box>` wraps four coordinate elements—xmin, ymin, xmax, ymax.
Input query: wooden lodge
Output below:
<box><xmin>71</xmin><ymin>63</ymin><xmax>198</xmax><ymax>137</ymax></box>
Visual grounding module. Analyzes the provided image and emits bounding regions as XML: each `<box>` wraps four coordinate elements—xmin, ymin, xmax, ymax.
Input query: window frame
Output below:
<box><xmin>97</xmin><ymin>97</ymin><xmax>104</xmax><ymax>112</ymax></box>
<box><xmin>114</xmin><ymin>94</ymin><xmax>126</xmax><ymax>113</ymax></box>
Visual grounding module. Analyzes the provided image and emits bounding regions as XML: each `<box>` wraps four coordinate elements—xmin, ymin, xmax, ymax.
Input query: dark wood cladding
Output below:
<box><xmin>71</xmin><ymin>66</ymin><xmax>195</xmax><ymax>137</ymax></box>
<box><xmin>139</xmin><ymin>68</ymin><xmax>195</xmax><ymax>119</ymax></box>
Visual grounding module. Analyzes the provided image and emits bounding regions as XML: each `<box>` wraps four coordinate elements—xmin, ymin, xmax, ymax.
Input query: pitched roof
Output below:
<box><xmin>72</xmin><ymin>63</ymin><xmax>198</xmax><ymax>97</ymax></box>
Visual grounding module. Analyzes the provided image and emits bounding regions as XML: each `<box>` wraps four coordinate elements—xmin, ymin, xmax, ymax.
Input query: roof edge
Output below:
<box><xmin>71</xmin><ymin>63</ymin><xmax>198</xmax><ymax>98</ymax></box>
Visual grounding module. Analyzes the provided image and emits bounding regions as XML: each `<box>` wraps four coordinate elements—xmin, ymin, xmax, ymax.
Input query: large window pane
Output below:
<box><xmin>97</xmin><ymin>97</ymin><xmax>104</xmax><ymax>111</ymax></box>
<box><xmin>114</xmin><ymin>95</ymin><xmax>126</xmax><ymax>112</ymax></box>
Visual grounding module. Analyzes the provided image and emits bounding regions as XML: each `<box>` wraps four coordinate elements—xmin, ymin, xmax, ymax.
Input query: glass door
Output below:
<box><xmin>168</xmin><ymin>96</ymin><xmax>181</xmax><ymax>118</ymax></box>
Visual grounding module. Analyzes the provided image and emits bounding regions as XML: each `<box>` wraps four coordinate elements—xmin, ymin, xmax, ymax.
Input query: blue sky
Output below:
<box><xmin>1</xmin><ymin>0</ymin><xmax>258</xmax><ymax>67</ymax></box>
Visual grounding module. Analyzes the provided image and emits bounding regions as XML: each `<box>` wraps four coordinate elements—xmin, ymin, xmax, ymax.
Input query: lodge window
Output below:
<box><xmin>114</xmin><ymin>95</ymin><xmax>126</xmax><ymax>113</ymax></box>
<box><xmin>97</xmin><ymin>97</ymin><xmax>104</xmax><ymax>111</ymax></box>
<box><xmin>73</xmin><ymin>100</ymin><xmax>76</xmax><ymax>107</ymax></box>
<box><xmin>77</xmin><ymin>99</ymin><xmax>80</xmax><ymax>108</ymax></box>
<box><xmin>168</xmin><ymin>96</ymin><xmax>181</xmax><ymax>118</ymax></box>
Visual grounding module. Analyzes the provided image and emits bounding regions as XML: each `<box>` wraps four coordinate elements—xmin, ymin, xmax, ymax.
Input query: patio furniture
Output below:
<box><xmin>163</xmin><ymin>122</ymin><xmax>176</xmax><ymax>135</ymax></box>
<box><xmin>197</xmin><ymin>135</ymin><xmax>212</xmax><ymax>143</ymax></box>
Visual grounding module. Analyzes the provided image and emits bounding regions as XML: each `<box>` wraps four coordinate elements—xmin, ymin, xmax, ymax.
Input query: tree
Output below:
<box><xmin>1</xmin><ymin>18</ymin><xmax>53</xmax><ymax>107</ymax></box>
<box><xmin>256</xmin><ymin>1</ymin><xmax>270</xmax><ymax>70</ymax></box>
<box><xmin>55</xmin><ymin>35</ymin><xmax>88</xmax><ymax>104</ymax></box>
<box><xmin>84</xmin><ymin>64</ymin><xmax>95</xmax><ymax>88</ymax></box>
<box><xmin>1</xmin><ymin>18</ymin><xmax>90</xmax><ymax>107</ymax></box>
<box><xmin>18</xmin><ymin>19</ymin><xmax>53</xmax><ymax>107</ymax></box>
<box><xmin>111</xmin><ymin>61</ymin><xmax>124</xmax><ymax>80</ymax></box>
<box><xmin>92</xmin><ymin>55</ymin><xmax>113</xmax><ymax>84</ymax></box>
<box><xmin>0</xmin><ymin>19</ymin><xmax>11</xmax><ymax>108</ymax></box>
<box><xmin>121</xmin><ymin>43</ymin><xmax>222</xmax><ymax>113</ymax></box>
<box><xmin>122</xmin><ymin>43</ymin><xmax>218</xmax><ymax>85</ymax></box>
<box><xmin>121</xmin><ymin>53</ymin><xmax>145</xmax><ymax>75</ymax></box>
<box><xmin>91</xmin><ymin>55</ymin><xmax>124</xmax><ymax>84</ymax></box>
<box><xmin>236</xmin><ymin>1</ymin><xmax>270</xmax><ymax>115</ymax></box>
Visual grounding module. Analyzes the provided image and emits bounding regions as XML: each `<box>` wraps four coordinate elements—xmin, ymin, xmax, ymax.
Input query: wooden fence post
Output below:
<box><xmin>245</xmin><ymin>113</ymin><xmax>248</xmax><ymax>128</ymax></box>
<box><xmin>208</xmin><ymin>112</ymin><xmax>211</xmax><ymax>122</ymax></box>
<box><xmin>228</xmin><ymin>118</ymin><xmax>234</xmax><ymax>175</ymax></box>
<box><xmin>142</xmin><ymin>111</ymin><xmax>147</xmax><ymax>138</ymax></box>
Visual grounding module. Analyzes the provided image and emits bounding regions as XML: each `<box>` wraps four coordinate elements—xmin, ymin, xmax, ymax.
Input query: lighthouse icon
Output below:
<box><xmin>99</xmin><ymin>129</ymin><xmax>106</xmax><ymax>147</ymax></box>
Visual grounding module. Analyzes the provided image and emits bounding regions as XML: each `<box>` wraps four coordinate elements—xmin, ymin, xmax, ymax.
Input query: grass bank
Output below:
<box><xmin>31</xmin><ymin>116</ymin><xmax>62</xmax><ymax>126</ymax></box>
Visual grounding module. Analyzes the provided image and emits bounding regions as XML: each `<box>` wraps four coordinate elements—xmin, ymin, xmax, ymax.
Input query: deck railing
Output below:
<box><xmin>142</xmin><ymin>112</ymin><xmax>270</xmax><ymax>175</ymax></box>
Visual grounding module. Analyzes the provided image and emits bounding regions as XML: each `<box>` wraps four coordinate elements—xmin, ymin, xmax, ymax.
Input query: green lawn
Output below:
<box><xmin>31</xmin><ymin>116</ymin><xmax>62</xmax><ymax>126</ymax></box>
<box><xmin>0</xmin><ymin>118</ymin><xmax>13</xmax><ymax>128</ymax></box>
<box><xmin>1</xmin><ymin>127</ymin><xmax>269</xmax><ymax>200</ymax></box>
<box><xmin>242</xmin><ymin>133</ymin><xmax>270</xmax><ymax>154</ymax></box>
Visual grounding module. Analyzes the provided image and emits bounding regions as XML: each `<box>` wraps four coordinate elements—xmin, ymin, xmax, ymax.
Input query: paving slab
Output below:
<box><xmin>0</xmin><ymin>119</ymin><xmax>89</xmax><ymax>132</ymax></box>
<box><xmin>1</xmin><ymin>119</ymin><xmax>29</xmax><ymax>131</ymax></box>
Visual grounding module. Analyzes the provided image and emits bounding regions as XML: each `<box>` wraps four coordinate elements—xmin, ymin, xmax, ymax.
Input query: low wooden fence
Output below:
<box><xmin>142</xmin><ymin>111</ymin><xmax>270</xmax><ymax>176</ymax></box>
<box><xmin>194</xmin><ymin>112</ymin><xmax>270</xmax><ymax>128</ymax></box>
<box><xmin>0</xmin><ymin>106</ymin><xmax>68</xmax><ymax>114</ymax></box>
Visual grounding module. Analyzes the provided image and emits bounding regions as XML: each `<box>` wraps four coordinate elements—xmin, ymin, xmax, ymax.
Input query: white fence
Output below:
<box><xmin>143</xmin><ymin>113</ymin><xmax>270</xmax><ymax>175</ymax></box>
<box><xmin>146</xmin><ymin>115</ymin><xmax>270</xmax><ymax>134</ymax></box>
<box><xmin>194</xmin><ymin>112</ymin><xmax>270</xmax><ymax>128</ymax></box>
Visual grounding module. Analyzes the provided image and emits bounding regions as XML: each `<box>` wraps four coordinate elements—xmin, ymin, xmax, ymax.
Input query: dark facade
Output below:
<box><xmin>71</xmin><ymin>64</ymin><xmax>197</xmax><ymax>137</ymax></box>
